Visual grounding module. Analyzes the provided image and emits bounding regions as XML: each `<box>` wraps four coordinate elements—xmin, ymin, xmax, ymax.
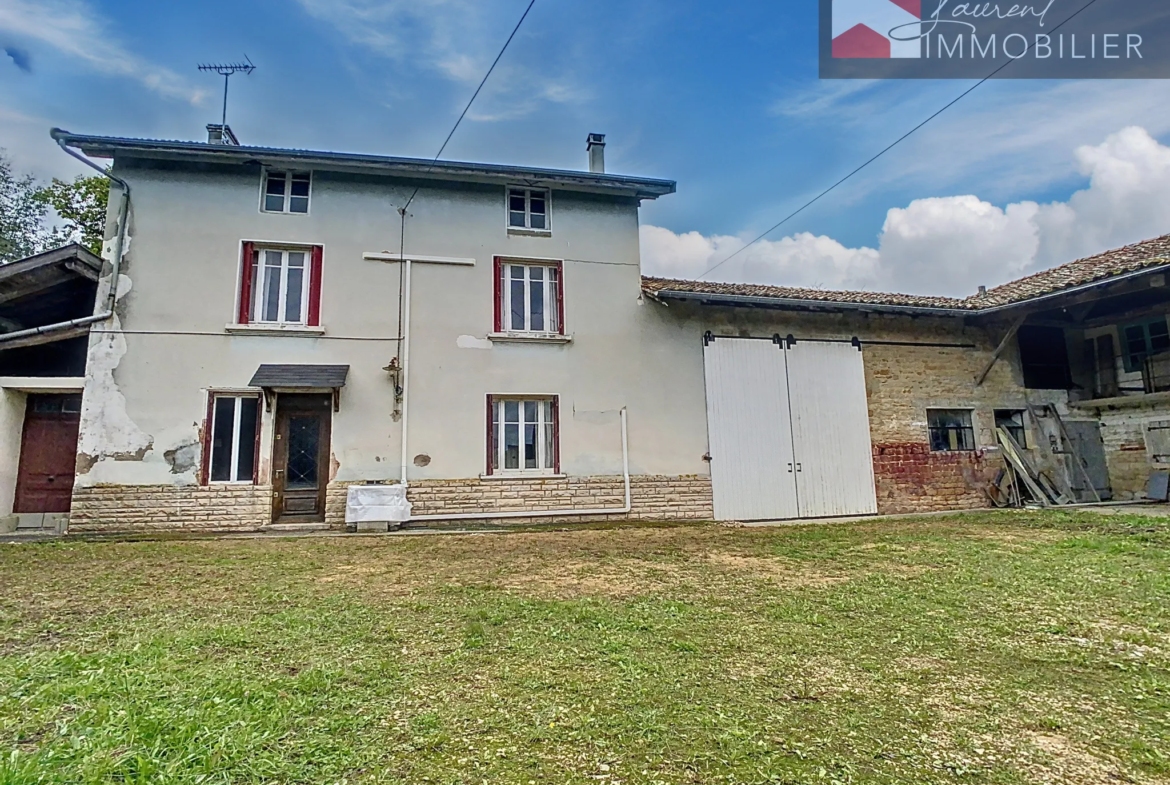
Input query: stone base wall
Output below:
<box><xmin>1095</xmin><ymin>400</ymin><xmax>1170</xmax><ymax>499</ymax></box>
<box><xmin>69</xmin><ymin>484</ymin><xmax>272</xmax><ymax>532</ymax></box>
<box><xmin>67</xmin><ymin>475</ymin><xmax>714</xmax><ymax>533</ymax></box>
<box><xmin>872</xmin><ymin>443</ymin><xmax>1000</xmax><ymax>515</ymax></box>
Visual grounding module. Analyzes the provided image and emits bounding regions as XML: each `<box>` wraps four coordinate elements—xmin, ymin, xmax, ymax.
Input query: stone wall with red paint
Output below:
<box><xmin>871</xmin><ymin>443</ymin><xmax>1001</xmax><ymax>515</ymax></box>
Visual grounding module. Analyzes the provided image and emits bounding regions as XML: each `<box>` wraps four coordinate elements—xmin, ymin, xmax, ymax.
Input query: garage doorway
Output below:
<box><xmin>702</xmin><ymin>336</ymin><xmax>878</xmax><ymax>521</ymax></box>
<box><xmin>14</xmin><ymin>393</ymin><xmax>82</xmax><ymax>514</ymax></box>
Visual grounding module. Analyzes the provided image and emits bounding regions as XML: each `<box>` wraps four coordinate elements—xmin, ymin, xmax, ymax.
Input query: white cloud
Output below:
<box><xmin>643</xmin><ymin>126</ymin><xmax>1170</xmax><ymax>297</ymax></box>
<box><xmin>0</xmin><ymin>0</ymin><xmax>206</xmax><ymax>105</ymax></box>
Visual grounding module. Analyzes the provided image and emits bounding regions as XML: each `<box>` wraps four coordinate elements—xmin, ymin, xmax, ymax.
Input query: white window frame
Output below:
<box><xmin>208</xmin><ymin>394</ymin><xmax>261</xmax><ymax>485</ymax></box>
<box><xmin>499</xmin><ymin>261</ymin><xmax>561</xmax><ymax>334</ymax></box>
<box><xmin>506</xmin><ymin>187</ymin><xmax>551</xmax><ymax>233</ymax></box>
<box><xmin>491</xmin><ymin>397</ymin><xmax>557</xmax><ymax>475</ymax></box>
<box><xmin>249</xmin><ymin>246</ymin><xmax>312</xmax><ymax>326</ymax></box>
<box><xmin>261</xmin><ymin>170</ymin><xmax>312</xmax><ymax>215</ymax></box>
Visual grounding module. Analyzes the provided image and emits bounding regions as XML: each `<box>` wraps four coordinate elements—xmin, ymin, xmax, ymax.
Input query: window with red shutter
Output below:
<box><xmin>236</xmin><ymin>243</ymin><xmax>323</xmax><ymax>327</ymax></box>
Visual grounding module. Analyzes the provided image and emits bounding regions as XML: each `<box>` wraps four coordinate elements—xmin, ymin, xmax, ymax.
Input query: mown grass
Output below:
<box><xmin>1</xmin><ymin>511</ymin><xmax>1168</xmax><ymax>784</ymax></box>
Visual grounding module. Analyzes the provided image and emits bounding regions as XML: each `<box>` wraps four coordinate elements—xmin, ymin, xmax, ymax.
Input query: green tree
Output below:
<box><xmin>34</xmin><ymin>174</ymin><xmax>109</xmax><ymax>256</ymax></box>
<box><xmin>0</xmin><ymin>149</ymin><xmax>50</xmax><ymax>263</ymax></box>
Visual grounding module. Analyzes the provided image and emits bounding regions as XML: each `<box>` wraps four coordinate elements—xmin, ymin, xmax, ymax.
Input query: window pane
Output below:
<box><xmin>531</xmin><ymin>274</ymin><xmax>544</xmax><ymax>331</ymax></box>
<box><xmin>1126</xmin><ymin>325</ymin><xmax>1148</xmax><ymax>356</ymax></box>
<box><xmin>265</xmin><ymin>194</ymin><xmax>285</xmax><ymax>212</ymax></box>
<box><xmin>510</xmin><ymin>265</ymin><xmax>524</xmax><ymax>280</ymax></box>
<box><xmin>289</xmin><ymin>196</ymin><xmax>309</xmax><ymax>214</ymax></box>
<box><xmin>492</xmin><ymin>405</ymin><xmax>500</xmax><ymax>471</ymax></box>
<box><xmin>210</xmin><ymin>397</ymin><xmax>236</xmax><ymax>482</ymax></box>
<box><xmin>1151</xmin><ymin>321</ymin><xmax>1170</xmax><ymax>353</ymax></box>
<box><xmin>290</xmin><ymin>175</ymin><xmax>311</xmax><ymax>197</ymax></box>
<box><xmin>543</xmin><ymin>421</ymin><xmax>554</xmax><ymax>469</ymax></box>
<box><xmin>509</xmin><ymin>194</ymin><xmax>527</xmax><ymax>212</ymax></box>
<box><xmin>504</xmin><ymin>424</ymin><xmax>519</xmax><ymax>469</ymax></box>
<box><xmin>530</xmin><ymin>213</ymin><xmax>547</xmax><ymax>230</ymax></box>
<box><xmin>235</xmin><ymin>398</ymin><xmax>259</xmax><ymax>481</ymax></box>
<box><xmin>262</xmin><ymin>264</ymin><xmax>281</xmax><ymax>322</ymax></box>
<box><xmin>510</xmin><ymin>211</ymin><xmax>527</xmax><ymax>228</ymax></box>
<box><xmin>504</xmin><ymin>400</ymin><xmax>519</xmax><ymax>422</ymax></box>
<box><xmin>529</xmin><ymin>196</ymin><xmax>545</xmax><ymax>215</ymax></box>
<box><xmin>524</xmin><ymin>424</ymin><xmax>538</xmax><ymax>469</ymax></box>
<box><xmin>524</xmin><ymin>400</ymin><xmax>538</xmax><ymax>422</ymax></box>
<box><xmin>511</xmin><ymin>277</ymin><xmax>526</xmax><ymax>331</ymax></box>
<box><xmin>549</xmin><ymin>268</ymin><xmax>560</xmax><ymax>331</ymax></box>
<box><xmin>529</xmin><ymin>195</ymin><xmax>546</xmax><ymax>230</ymax></box>
<box><xmin>285</xmin><ymin>266</ymin><xmax>304</xmax><ymax>323</ymax></box>
<box><xmin>266</xmin><ymin>174</ymin><xmax>286</xmax><ymax>195</ymax></box>
<box><xmin>248</xmin><ymin>253</ymin><xmax>260</xmax><ymax>321</ymax></box>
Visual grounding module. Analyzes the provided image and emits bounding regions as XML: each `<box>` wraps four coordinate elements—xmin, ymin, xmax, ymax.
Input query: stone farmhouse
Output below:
<box><xmin>2</xmin><ymin>126</ymin><xmax>1169</xmax><ymax>533</ymax></box>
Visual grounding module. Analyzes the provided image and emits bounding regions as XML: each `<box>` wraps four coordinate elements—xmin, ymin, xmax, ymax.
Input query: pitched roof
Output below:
<box><xmin>51</xmin><ymin>129</ymin><xmax>677</xmax><ymax>200</ymax></box>
<box><xmin>644</xmin><ymin>232</ymin><xmax>1170</xmax><ymax>314</ymax></box>
<box><xmin>968</xmin><ymin>233</ymin><xmax>1170</xmax><ymax>307</ymax></box>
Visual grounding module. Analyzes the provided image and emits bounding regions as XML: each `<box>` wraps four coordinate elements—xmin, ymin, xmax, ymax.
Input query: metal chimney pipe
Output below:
<box><xmin>587</xmin><ymin>133</ymin><xmax>606</xmax><ymax>174</ymax></box>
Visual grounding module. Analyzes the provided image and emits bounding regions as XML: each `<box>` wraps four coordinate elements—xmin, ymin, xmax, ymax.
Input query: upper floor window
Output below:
<box><xmin>237</xmin><ymin>242</ymin><xmax>323</xmax><ymax>327</ymax></box>
<box><xmin>508</xmin><ymin>187</ymin><xmax>550</xmax><ymax>233</ymax></box>
<box><xmin>263</xmin><ymin>171</ymin><xmax>311</xmax><ymax>214</ymax></box>
<box><xmin>1122</xmin><ymin>319</ymin><xmax>1170</xmax><ymax>372</ymax></box>
<box><xmin>494</xmin><ymin>259</ymin><xmax>563</xmax><ymax>334</ymax></box>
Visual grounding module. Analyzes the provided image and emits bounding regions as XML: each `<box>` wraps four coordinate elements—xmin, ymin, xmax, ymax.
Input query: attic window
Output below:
<box><xmin>508</xmin><ymin>188</ymin><xmax>550</xmax><ymax>233</ymax></box>
<box><xmin>263</xmin><ymin>171</ymin><xmax>311</xmax><ymax>214</ymax></box>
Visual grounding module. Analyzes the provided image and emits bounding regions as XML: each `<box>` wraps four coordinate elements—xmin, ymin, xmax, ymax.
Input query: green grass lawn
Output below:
<box><xmin>1</xmin><ymin>512</ymin><xmax>1168</xmax><ymax>784</ymax></box>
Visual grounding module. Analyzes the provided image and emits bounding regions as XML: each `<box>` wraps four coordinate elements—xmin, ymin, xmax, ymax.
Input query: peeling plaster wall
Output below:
<box><xmin>0</xmin><ymin>389</ymin><xmax>26</xmax><ymax>516</ymax></box>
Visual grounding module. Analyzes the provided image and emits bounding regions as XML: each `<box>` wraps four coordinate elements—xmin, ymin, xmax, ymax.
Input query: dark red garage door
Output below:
<box><xmin>14</xmin><ymin>394</ymin><xmax>82</xmax><ymax>514</ymax></box>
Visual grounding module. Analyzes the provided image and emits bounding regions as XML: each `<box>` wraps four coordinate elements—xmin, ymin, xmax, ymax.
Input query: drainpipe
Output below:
<box><xmin>409</xmin><ymin>408</ymin><xmax>632</xmax><ymax>523</ymax></box>
<box><xmin>0</xmin><ymin>135</ymin><xmax>131</xmax><ymax>347</ymax></box>
<box><xmin>399</xmin><ymin>255</ymin><xmax>413</xmax><ymax>486</ymax></box>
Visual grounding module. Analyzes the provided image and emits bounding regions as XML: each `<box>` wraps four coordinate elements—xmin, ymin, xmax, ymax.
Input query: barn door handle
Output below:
<box><xmin>787</xmin><ymin>463</ymin><xmax>793</xmax><ymax>473</ymax></box>
<box><xmin>796</xmin><ymin>463</ymin><xmax>803</xmax><ymax>472</ymax></box>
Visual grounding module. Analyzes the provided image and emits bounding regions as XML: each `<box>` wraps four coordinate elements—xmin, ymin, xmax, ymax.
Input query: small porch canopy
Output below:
<box><xmin>248</xmin><ymin>364</ymin><xmax>350</xmax><ymax>411</ymax></box>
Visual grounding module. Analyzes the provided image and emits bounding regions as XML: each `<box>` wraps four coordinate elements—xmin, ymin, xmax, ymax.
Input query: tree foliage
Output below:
<box><xmin>0</xmin><ymin>150</ymin><xmax>50</xmax><ymax>263</ymax></box>
<box><xmin>34</xmin><ymin>175</ymin><xmax>110</xmax><ymax>257</ymax></box>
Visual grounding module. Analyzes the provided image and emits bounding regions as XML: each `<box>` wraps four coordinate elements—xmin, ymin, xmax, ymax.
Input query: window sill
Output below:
<box><xmin>225</xmin><ymin>324</ymin><xmax>325</xmax><ymax>337</ymax></box>
<box><xmin>480</xmin><ymin>473</ymin><xmax>567</xmax><ymax>481</ymax></box>
<box><xmin>487</xmin><ymin>332</ymin><xmax>572</xmax><ymax>345</ymax></box>
<box><xmin>507</xmin><ymin>228</ymin><xmax>553</xmax><ymax>238</ymax></box>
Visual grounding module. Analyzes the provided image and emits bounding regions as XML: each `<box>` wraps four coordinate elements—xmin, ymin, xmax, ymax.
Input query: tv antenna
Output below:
<box><xmin>198</xmin><ymin>56</ymin><xmax>256</xmax><ymax>128</ymax></box>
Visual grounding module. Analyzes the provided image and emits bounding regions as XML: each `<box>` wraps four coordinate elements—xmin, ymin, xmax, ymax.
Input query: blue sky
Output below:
<box><xmin>4</xmin><ymin>0</ymin><xmax>1170</xmax><ymax>296</ymax></box>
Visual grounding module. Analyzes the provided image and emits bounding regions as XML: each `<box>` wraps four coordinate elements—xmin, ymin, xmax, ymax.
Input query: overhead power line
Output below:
<box><xmin>697</xmin><ymin>0</ymin><xmax>1102</xmax><ymax>280</ymax></box>
<box><xmin>402</xmin><ymin>0</ymin><xmax>537</xmax><ymax>212</ymax></box>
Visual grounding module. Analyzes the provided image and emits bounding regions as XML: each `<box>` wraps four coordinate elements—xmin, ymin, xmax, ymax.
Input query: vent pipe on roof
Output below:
<box><xmin>587</xmin><ymin>133</ymin><xmax>606</xmax><ymax>174</ymax></box>
<box><xmin>207</xmin><ymin>124</ymin><xmax>239</xmax><ymax>145</ymax></box>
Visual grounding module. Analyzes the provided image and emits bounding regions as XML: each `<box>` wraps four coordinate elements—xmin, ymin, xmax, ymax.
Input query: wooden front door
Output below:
<box><xmin>272</xmin><ymin>394</ymin><xmax>332</xmax><ymax>523</ymax></box>
<box><xmin>15</xmin><ymin>394</ymin><xmax>82</xmax><ymax>514</ymax></box>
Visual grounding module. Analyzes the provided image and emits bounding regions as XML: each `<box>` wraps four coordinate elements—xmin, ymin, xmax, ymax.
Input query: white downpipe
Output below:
<box><xmin>409</xmin><ymin>408</ymin><xmax>632</xmax><ymax>522</ymax></box>
<box><xmin>399</xmin><ymin>257</ymin><xmax>413</xmax><ymax>486</ymax></box>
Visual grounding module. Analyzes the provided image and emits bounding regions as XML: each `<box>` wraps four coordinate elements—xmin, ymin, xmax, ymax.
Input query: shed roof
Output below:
<box><xmin>644</xmin><ymin>232</ymin><xmax>1170</xmax><ymax>315</ymax></box>
<box><xmin>51</xmin><ymin>129</ymin><xmax>677</xmax><ymax>200</ymax></box>
<box><xmin>248</xmin><ymin>364</ymin><xmax>350</xmax><ymax>390</ymax></box>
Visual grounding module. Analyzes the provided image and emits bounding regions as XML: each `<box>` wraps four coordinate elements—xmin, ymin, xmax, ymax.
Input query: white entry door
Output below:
<box><xmin>785</xmin><ymin>341</ymin><xmax>879</xmax><ymax>518</ymax></box>
<box><xmin>702</xmin><ymin>338</ymin><xmax>799</xmax><ymax>521</ymax></box>
<box><xmin>702</xmin><ymin>336</ymin><xmax>878</xmax><ymax>521</ymax></box>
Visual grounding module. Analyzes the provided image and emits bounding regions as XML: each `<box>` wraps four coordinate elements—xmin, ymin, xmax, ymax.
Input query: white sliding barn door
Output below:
<box><xmin>785</xmin><ymin>341</ymin><xmax>878</xmax><ymax>518</ymax></box>
<box><xmin>702</xmin><ymin>338</ymin><xmax>799</xmax><ymax>521</ymax></box>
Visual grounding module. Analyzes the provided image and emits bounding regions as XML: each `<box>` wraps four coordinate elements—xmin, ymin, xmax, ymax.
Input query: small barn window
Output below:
<box><xmin>928</xmin><ymin>409</ymin><xmax>975</xmax><ymax>452</ymax></box>
<box><xmin>1122</xmin><ymin>319</ymin><xmax>1170</xmax><ymax>373</ymax></box>
<box><xmin>994</xmin><ymin>409</ymin><xmax>1028</xmax><ymax>448</ymax></box>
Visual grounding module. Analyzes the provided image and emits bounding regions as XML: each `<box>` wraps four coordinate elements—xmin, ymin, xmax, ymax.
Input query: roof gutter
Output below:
<box><xmin>0</xmin><ymin>133</ymin><xmax>131</xmax><ymax>347</ymax></box>
<box><xmin>649</xmin><ymin>289</ymin><xmax>973</xmax><ymax>317</ymax></box>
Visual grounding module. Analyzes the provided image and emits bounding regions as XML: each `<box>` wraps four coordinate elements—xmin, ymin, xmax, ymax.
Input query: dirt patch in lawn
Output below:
<box><xmin>705</xmin><ymin>553</ymin><xmax>850</xmax><ymax>587</ymax></box>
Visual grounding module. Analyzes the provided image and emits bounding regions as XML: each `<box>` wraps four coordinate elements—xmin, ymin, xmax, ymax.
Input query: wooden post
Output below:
<box><xmin>975</xmin><ymin>315</ymin><xmax>1027</xmax><ymax>387</ymax></box>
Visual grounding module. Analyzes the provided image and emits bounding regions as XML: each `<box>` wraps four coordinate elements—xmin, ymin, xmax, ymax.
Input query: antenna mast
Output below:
<box><xmin>197</xmin><ymin>56</ymin><xmax>256</xmax><ymax>128</ymax></box>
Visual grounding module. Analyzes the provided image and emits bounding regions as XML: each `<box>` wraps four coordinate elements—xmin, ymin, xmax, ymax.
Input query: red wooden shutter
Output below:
<box><xmin>252</xmin><ymin>395</ymin><xmax>263</xmax><ymax>484</ymax></box>
<box><xmin>551</xmin><ymin>396</ymin><xmax>561</xmax><ymax>474</ymax></box>
<box><xmin>555</xmin><ymin>261</ymin><xmax>565</xmax><ymax>335</ymax></box>
<box><xmin>493</xmin><ymin>256</ymin><xmax>503</xmax><ymax>332</ymax></box>
<box><xmin>485</xmin><ymin>395</ymin><xmax>495</xmax><ymax>476</ymax></box>
<box><xmin>308</xmin><ymin>245</ymin><xmax>324</xmax><ymax>326</ymax></box>
<box><xmin>200</xmin><ymin>393</ymin><xmax>215</xmax><ymax>486</ymax></box>
<box><xmin>238</xmin><ymin>242</ymin><xmax>255</xmax><ymax>324</ymax></box>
